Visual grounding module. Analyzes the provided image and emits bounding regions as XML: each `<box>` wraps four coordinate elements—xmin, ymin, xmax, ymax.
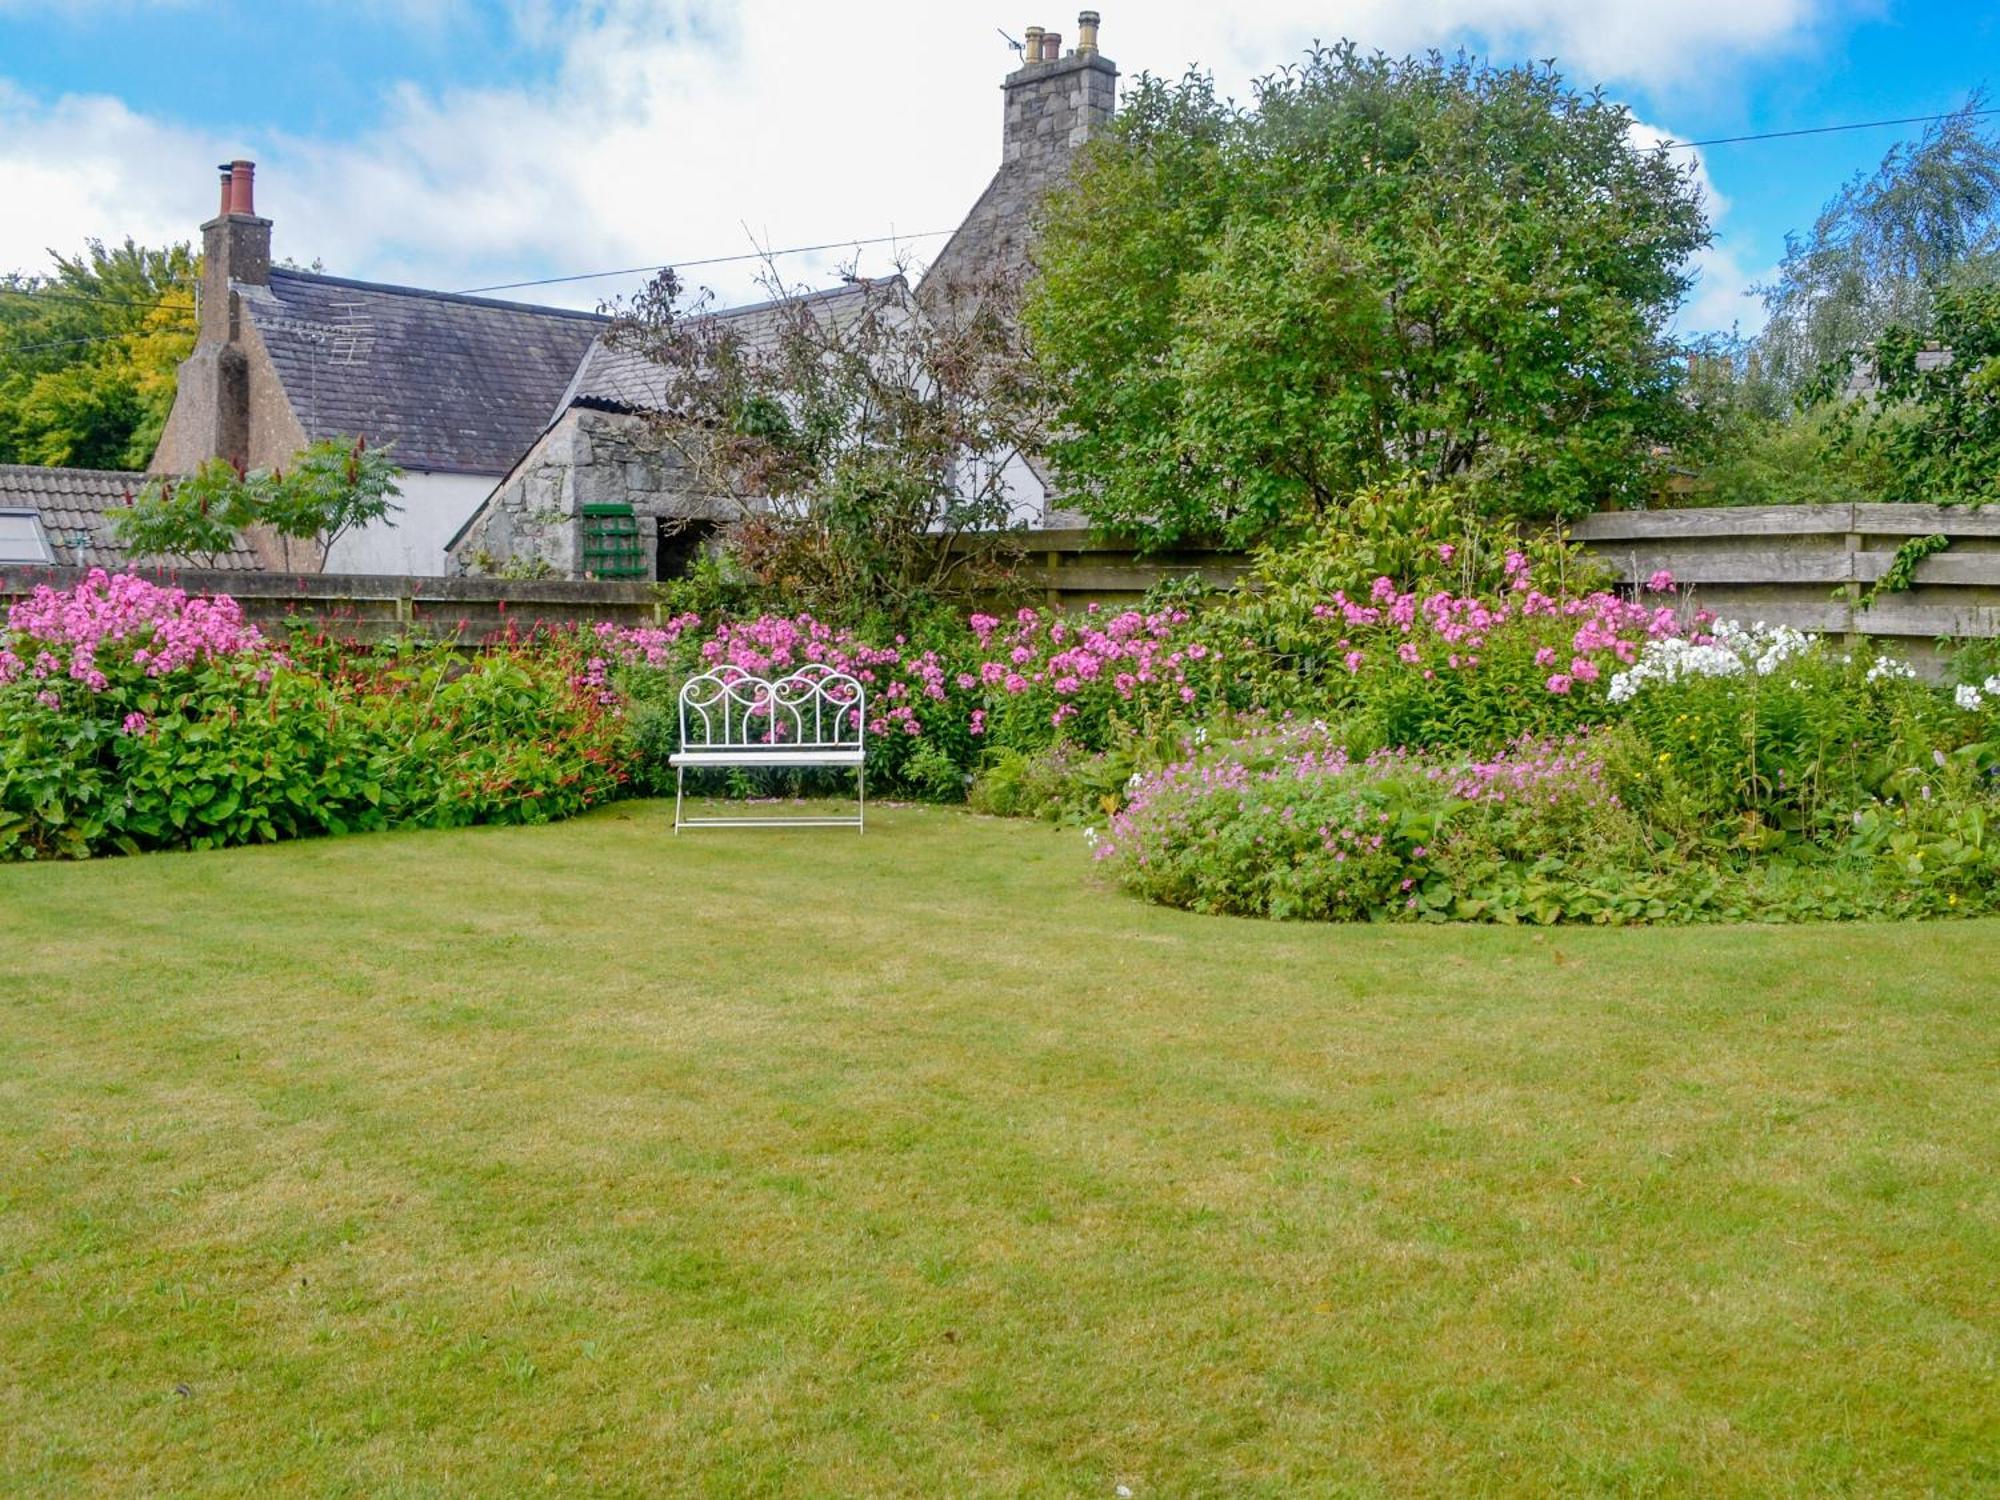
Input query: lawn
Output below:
<box><xmin>1</xmin><ymin>803</ymin><xmax>1994</xmax><ymax>1497</ymax></box>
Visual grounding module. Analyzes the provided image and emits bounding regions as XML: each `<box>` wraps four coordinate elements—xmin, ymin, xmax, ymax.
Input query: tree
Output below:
<box><xmin>0</xmin><ymin>239</ymin><xmax>197</xmax><ymax>469</ymax></box>
<box><xmin>1025</xmin><ymin>45</ymin><xmax>1712</xmax><ymax>545</ymax></box>
<box><xmin>1840</xmin><ymin>284</ymin><xmax>2000</xmax><ymax>506</ymax></box>
<box><xmin>110</xmin><ymin>438</ymin><xmax>402</xmax><ymax>571</ymax></box>
<box><xmin>1757</xmin><ymin>99</ymin><xmax>2000</xmax><ymax>392</ymax></box>
<box><xmin>604</xmin><ymin>262</ymin><xmax>1047</xmax><ymax>622</ymax></box>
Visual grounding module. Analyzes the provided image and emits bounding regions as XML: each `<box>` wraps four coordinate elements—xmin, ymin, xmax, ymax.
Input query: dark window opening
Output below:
<box><xmin>657</xmin><ymin>518</ymin><xmax>719</xmax><ymax>581</ymax></box>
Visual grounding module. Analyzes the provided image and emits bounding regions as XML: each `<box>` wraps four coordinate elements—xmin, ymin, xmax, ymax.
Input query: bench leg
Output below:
<box><xmin>857</xmin><ymin>760</ymin><xmax>866</xmax><ymax>834</ymax></box>
<box><xmin>674</xmin><ymin>764</ymin><xmax>685</xmax><ymax>834</ymax></box>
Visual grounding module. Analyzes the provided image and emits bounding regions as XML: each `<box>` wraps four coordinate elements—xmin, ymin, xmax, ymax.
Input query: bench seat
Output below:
<box><xmin>670</xmin><ymin>748</ymin><xmax>864</xmax><ymax>767</ymax></box>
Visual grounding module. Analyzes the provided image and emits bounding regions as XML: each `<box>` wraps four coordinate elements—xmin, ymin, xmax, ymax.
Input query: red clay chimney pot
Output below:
<box><xmin>217</xmin><ymin>164</ymin><xmax>234</xmax><ymax>218</ymax></box>
<box><xmin>227</xmin><ymin>159</ymin><xmax>256</xmax><ymax>217</ymax></box>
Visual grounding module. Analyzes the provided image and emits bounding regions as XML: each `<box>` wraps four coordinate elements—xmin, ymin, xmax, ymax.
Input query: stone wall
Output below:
<box><xmin>451</xmin><ymin>405</ymin><xmax>740</xmax><ymax>579</ymax></box>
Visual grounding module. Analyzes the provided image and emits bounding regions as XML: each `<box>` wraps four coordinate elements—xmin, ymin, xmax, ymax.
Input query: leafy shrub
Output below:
<box><xmin>1098</xmin><ymin>712</ymin><xmax>2000</xmax><ymax>925</ymax></box>
<box><xmin>1602</xmin><ymin>625</ymin><xmax>1960</xmax><ymax>851</ymax></box>
<box><xmin>1</xmin><ymin>572</ymin><xmax>626</xmax><ymax>860</ymax></box>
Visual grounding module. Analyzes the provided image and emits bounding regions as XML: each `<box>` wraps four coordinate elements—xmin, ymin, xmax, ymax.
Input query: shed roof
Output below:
<box><xmin>242</xmin><ymin>269</ymin><xmax>607</xmax><ymax>476</ymax></box>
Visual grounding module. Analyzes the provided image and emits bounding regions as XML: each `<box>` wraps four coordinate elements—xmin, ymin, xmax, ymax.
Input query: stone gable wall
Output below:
<box><xmin>451</xmin><ymin>406</ymin><xmax>741</xmax><ymax>579</ymax></box>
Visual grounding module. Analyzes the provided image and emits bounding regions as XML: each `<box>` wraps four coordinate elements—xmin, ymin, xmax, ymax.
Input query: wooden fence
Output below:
<box><xmin>5</xmin><ymin>506</ymin><xmax>1996</xmax><ymax>652</ymax></box>
<box><xmin>960</xmin><ymin>529</ymin><xmax>1250</xmax><ymax>610</ymax></box>
<box><xmin>1569</xmin><ymin>503</ymin><xmax>2000</xmax><ymax>647</ymax></box>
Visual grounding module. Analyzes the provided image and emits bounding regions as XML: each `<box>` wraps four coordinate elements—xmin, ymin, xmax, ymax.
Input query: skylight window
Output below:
<box><xmin>0</xmin><ymin>509</ymin><xmax>55</xmax><ymax>565</ymax></box>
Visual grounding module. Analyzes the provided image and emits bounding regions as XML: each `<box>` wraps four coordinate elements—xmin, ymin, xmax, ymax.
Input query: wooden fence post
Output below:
<box><xmin>1842</xmin><ymin>503</ymin><xmax>1862</xmax><ymax>647</ymax></box>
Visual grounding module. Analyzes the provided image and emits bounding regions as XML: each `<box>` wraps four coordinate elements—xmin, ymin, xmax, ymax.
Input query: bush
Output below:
<box><xmin>1</xmin><ymin>572</ymin><xmax>627</xmax><ymax>860</ymax></box>
<box><xmin>1098</xmin><ymin>711</ymin><xmax>2000</xmax><ymax>925</ymax></box>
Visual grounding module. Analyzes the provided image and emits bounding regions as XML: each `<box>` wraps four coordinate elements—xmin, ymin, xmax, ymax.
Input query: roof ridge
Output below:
<box><xmin>0</xmin><ymin>463</ymin><xmax>150</xmax><ymax>482</ymax></box>
<box><xmin>265</xmin><ymin>267</ymin><xmax>610</xmax><ymax>322</ymax></box>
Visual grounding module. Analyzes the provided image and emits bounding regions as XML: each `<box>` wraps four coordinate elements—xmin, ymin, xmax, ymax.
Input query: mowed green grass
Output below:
<box><xmin>0</xmin><ymin>803</ymin><xmax>1994</xmax><ymax>1497</ymax></box>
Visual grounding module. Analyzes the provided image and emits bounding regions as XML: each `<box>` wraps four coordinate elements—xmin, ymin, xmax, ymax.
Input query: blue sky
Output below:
<box><xmin>0</xmin><ymin>1</ymin><xmax>1993</xmax><ymax>332</ymax></box>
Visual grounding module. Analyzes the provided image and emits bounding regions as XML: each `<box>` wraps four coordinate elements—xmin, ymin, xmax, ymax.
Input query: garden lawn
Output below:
<box><xmin>0</xmin><ymin>805</ymin><xmax>1995</xmax><ymax>1497</ymax></box>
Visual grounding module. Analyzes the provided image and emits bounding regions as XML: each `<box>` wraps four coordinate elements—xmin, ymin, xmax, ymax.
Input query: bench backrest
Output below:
<box><xmin>677</xmin><ymin>666</ymin><xmax>867</xmax><ymax>754</ymax></box>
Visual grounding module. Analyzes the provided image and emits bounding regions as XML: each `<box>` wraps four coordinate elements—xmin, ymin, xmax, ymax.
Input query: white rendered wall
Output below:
<box><xmin>324</xmin><ymin>470</ymin><xmax>497</xmax><ymax>576</ymax></box>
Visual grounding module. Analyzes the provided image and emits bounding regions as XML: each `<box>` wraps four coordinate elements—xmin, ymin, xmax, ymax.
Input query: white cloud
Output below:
<box><xmin>0</xmin><ymin>0</ymin><xmax>1835</xmax><ymax>313</ymax></box>
<box><xmin>0</xmin><ymin>80</ymin><xmax>217</xmax><ymax>265</ymax></box>
<box><xmin>1629</xmin><ymin>119</ymin><xmax>1774</xmax><ymax>336</ymax></box>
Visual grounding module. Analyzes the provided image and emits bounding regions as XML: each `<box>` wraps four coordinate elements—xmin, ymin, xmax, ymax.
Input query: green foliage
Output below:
<box><xmin>1026</xmin><ymin>44</ymin><xmax>1710</xmax><ymax>544</ymax></box>
<box><xmin>265</xmin><ymin>437</ymin><xmax>404</xmax><ymax>558</ymax></box>
<box><xmin>1680</xmin><ymin>346</ymin><xmax>1897</xmax><ymax>507</ymax></box>
<box><xmin>0</xmin><ymin>238</ymin><xmax>196</xmax><ymax>470</ymax></box>
<box><xmin>0</xmin><ymin>628</ymin><xmax>625</xmax><ymax>863</ymax></box>
<box><xmin>1758</xmin><ymin>99</ymin><xmax>2000</xmax><ymax>393</ymax></box>
<box><xmin>968</xmin><ymin>741</ymin><xmax>1135</xmax><ymax>825</ymax></box>
<box><xmin>1862</xmin><ymin>533</ymin><xmax>1951</xmax><ymax>607</ymax></box>
<box><xmin>1863</xmin><ymin>284</ymin><xmax>2000</xmax><ymax>505</ymax></box>
<box><xmin>104</xmin><ymin>458</ymin><xmax>259</xmax><ymax>566</ymax></box>
<box><xmin>603</xmin><ymin>266</ymin><xmax>1041</xmax><ymax>626</ymax></box>
<box><xmin>1604</xmin><ymin>648</ymin><xmax>1951</xmax><ymax>852</ymax></box>
<box><xmin>110</xmin><ymin>437</ymin><xmax>402</xmax><ymax>569</ymax></box>
<box><xmin>1244</xmin><ymin>474</ymin><xmax>1599</xmax><ymax>607</ymax></box>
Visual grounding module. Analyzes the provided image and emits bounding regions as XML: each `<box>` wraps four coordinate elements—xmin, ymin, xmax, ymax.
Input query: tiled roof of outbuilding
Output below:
<box><xmin>0</xmin><ymin>464</ymin><xmax>264</xmax><ymax>570</ymax></box>
<box><xmin>242</xmin><ymin>269</ymin><xmax>607</xmax><ymax>475</ymax></box>
<box><xmin>554</xmin><ymin>281</ymin><xmax>887</xmax><ymax>418</ymax></box>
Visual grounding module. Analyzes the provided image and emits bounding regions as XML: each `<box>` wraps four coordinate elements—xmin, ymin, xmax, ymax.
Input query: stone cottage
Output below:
<box><xmin>145</xmin><ymin>13</ymin><xmax>1118</xmax><ymax>579</ymax></box>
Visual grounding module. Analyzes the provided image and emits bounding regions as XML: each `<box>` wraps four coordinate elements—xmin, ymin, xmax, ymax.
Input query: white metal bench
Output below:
<box><xmin>669</xmin><ymin>666</ymin><xmax>866</xmax><ymax>831</ymax></box>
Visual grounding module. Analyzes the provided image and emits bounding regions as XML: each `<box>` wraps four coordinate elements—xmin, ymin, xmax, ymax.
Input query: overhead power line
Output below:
<box><xmin>1665</xmin><ymin>105</ymin><xmax>2000</xmax><ymax>151</ymax></box>
<box><xmin>451</xmin><ymin>228</ymin><xmax>954</xmax><ymax>297</ymax></box>
<box><xmin>2</xmin><ymin>326</ymin><xmax>194</xmax><ymax>356</ymax></box>
<box><xmin>0</xmin><ymin>286</ymin><xmax>195</xmax><ymax>312</ymax></box>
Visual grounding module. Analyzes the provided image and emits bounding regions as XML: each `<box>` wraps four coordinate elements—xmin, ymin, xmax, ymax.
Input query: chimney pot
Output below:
<box><xmin>1042</xmin><ymin>31</ymin><xmax>1061</xmax><ymax>59</ymax></box>
<box><xmin>1023</xmin><ymin>24</ymin><xmax>1043</xmax><ymax>63</ymax></box>
<box><xmin>226</xmin><ymin>159</ymin><xmax>256</xmax><ymax>217</ymax></box>
<box><xmin>1076</xmin><ymin>10</ymin><xmax>1100</xmax><ymax>54</ymax></box>
<box><xmin>216</xmin><ymin>164</ymin><xmax>234</xmax><ymax>218</ymax></box>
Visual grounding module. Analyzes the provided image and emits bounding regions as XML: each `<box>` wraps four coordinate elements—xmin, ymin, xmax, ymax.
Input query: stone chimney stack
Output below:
<box><xmin>1001</xmin><ymin>13</ymin><xmax>1117</xmax><ymax>171</ymax></box>
<box><xmin>154</xmin><ymin>159</ymin><xmax>272</xmax><ymax>473</ymax></box>
<box><xmin>922</xmin><ymin>13</ymin><xmax>1117</xmax><ymax>301</ymax></box>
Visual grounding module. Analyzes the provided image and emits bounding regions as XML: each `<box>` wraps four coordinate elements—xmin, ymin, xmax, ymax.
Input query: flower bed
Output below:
<box><xmin>1</xmin><ymin>571</ymin><xmax>625</xmax><ymax>860</ymax></box>
<box><xmin>8</xmin><ymin>565</ymin><xmax>1998</xmax><ymax>924</ymax></box>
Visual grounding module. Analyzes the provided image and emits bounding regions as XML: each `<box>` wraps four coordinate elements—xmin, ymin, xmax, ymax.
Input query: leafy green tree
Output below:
<box><xmin>106</xmin><ymin>460</ymin><xmax>260</xmax><ymax>568</ymax></box>
<box><xmin>0</xmin><ymin>239</ymin><xmax>197</xmax><ymax>469</ymax></box>
<box><xmin>1851</xmin><ymin>284</ymin><xmax>2000</xmax><ymax>505</ymax></box>
<box><xmin>1757</xmin><ymin>100</ymin><xmax>2000</xmax><ymax>392</ymax></box>
<box><xmin>1678</xmin><ymin>338</ymin><xmax>1895</xmax><ymax>507</ymax></box>
<box><xmin>110</xmin><ymin>438</ymin><xmax>402</xmax><ymax>570</ymax></box>
<box><xmin>1025</xmin><ymin>45</ymin><xmax>1711</xmax><ymax>545</ymax></box>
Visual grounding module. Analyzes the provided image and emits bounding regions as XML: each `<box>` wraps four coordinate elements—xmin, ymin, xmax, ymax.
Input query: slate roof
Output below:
<box><xmin>554</xmin><ymin>282</ymin><xmax>887</xmax><ymax>418</ymax></box>
<box><xmin>0</xmin><ymin>464</ymin><xmax>264</xmax><ymax>570</ymax></box>
<box><xmin>242</xmin><ymin>269</ymin><xmax>607</xmax><ymax>475</ymax></box>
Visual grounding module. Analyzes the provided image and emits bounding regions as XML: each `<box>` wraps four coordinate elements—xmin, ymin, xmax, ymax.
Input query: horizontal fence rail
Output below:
<box><xmin>4</xmin><ymin>506</ymin><xmax>1994</xmax><ymax>653</ymax></box>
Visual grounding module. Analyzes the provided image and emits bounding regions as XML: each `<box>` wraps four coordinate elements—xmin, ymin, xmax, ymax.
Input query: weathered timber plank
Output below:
<box><xmin>1848</xmin><ymin>599</ymin><xmax>2000</xmax><ymax>637</ymax></box>
<box><xmin>1584</xmin><ymin>546</ymin><xmax>1854</xmax><ymax>584</ymax></box>
<box><xmin>1570</xmin><ymin>504</ymin><xmax>1855</xmax><ymax>541</ymax></box>
<box><xmin>1851</xmin><ymin>504</ymin><xmax>2000</xmax><ymax>537</ymax></box>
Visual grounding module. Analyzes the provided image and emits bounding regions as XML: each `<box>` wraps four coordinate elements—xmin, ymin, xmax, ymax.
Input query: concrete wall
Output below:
<box><xmin>326</xmin><ymin>470</ymin><xmax>498</xmax><ymax>577</ymax></box>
